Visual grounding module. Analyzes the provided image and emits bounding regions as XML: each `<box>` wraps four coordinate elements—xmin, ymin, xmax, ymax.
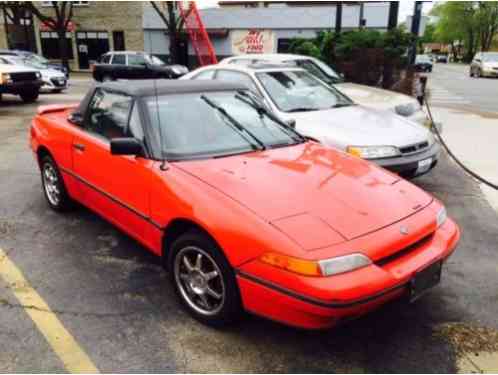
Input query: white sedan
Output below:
<box><xmin>0</xmin><ymin>55</ymin><xmax>67</xmax><ymax>93</ymax></box>
<box><xmin>182</xmin><ymin>64</ymin><xmax>440</xmax><ymax>178</ymax></box>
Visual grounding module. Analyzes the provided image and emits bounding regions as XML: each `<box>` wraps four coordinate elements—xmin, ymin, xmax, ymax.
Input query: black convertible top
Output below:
<box><xmin>98</xmin><ymin>79</ymin><xmax>247</xmax><ymax>97</ymax></box>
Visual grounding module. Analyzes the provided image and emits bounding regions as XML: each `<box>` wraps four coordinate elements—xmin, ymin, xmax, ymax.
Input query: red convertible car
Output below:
<box><xmin>30</xmin><ymin>80</ymin><xmax>460</xmax><ymax>329</ymax></box>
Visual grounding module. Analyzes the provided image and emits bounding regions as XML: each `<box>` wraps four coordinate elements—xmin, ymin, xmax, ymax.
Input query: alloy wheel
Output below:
<box><xmin>42</xmin><ymin>163</ymin><xmax>61</xmax><ymax>206</ymax></box>
<box><xmin>174</xmin><ymin>246</ymin><xmax>225</xmax><ymax>316</ymax></box>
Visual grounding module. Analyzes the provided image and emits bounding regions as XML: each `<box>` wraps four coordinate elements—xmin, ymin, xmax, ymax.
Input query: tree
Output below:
<box><xmin>24</xmin><ymin>1</ymin><xmax>74</xmax><ymax>70</ymax></box>
<box><xmin>432</xmin><ymin>2</ymin><xmax>498</xmax><ymax>61</ymax></box>
<box><xmin>150</xmin><ymin>1</ymin><xmax>192</xmax><ymax>64</ymax></box>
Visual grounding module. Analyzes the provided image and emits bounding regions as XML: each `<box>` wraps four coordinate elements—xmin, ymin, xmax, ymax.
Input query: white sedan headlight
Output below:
<box><xmin>437</xmin><ymin>206</ymin><xmax>447</xmax><ymax>228</ymax></box>
<box><xmin>319</xmin><ymin>253</ymin><xmax>372</xmax><ymax>276</ymax></box>
<box><xmin>35</xmin><ymin>72</ymin><xmax>42</xmax><ymax>79</ymax></box>
<box><xmin>347</xmin><ymin>145</ymin><xmax>401</xmax><ymax>159</ymax></box>
<box><xmin>395</xmin><ymin>102</ymin><xmax>420</xmax><ymax>117</ymax></box>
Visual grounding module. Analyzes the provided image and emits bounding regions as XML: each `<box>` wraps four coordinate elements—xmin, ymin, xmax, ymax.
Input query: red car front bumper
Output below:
<box><xmin>236</xmin><ymin>217</ymin><xmax>460</xmax><ymax>329</ymax></box>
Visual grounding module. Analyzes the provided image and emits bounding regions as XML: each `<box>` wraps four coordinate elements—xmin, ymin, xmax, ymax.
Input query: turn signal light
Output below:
<box><xmin>259</xmin><ymin>252</ymin><xmax>322</xmax><ymax>277</ymax></box>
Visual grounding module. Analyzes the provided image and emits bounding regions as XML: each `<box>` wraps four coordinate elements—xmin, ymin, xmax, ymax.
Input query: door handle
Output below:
<box><xmin>73</xmin><ymin>143</ymin><xmax>85</xmax><ymax>152</ymax></box>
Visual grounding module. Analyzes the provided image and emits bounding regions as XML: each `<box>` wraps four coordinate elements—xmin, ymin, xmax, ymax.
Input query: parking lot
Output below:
<box><xmin>1</xmin><ymin>64</ymin><xmax>498</xmax><ymax>373</ymax></box>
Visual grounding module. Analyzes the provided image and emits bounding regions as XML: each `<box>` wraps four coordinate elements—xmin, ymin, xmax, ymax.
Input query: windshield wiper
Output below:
<box><xmin>235</xmin><ymin>91</ymin><xmax>306</xmax><ymax>144</ymax></box>
<box><xmin>330</xmin><ymin>103</ymin><xmax>354</xmax><ymax>108</ymax></box>
<box><xmin>287</xmin><ymin>107</ymin><xmax>320</xmax><ymax>113</ymax></box>
<box><xmin>200</xmin><ymin>95</ymin><xmax>266</xmax><ymax>151</ymax></box>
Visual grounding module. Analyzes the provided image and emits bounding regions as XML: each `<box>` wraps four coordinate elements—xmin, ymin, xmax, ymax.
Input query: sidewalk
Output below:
<box><xmin>430</xmin><ymin>105</ymin><xmax>498</xmax><ymax>213</ymax></box>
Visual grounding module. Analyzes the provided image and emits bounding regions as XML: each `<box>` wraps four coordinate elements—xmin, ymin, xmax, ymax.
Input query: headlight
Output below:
<box><xmin>36</xmin><ymin>72</ymin><xmax>41</xmax><ymax>79</ymax></box>
<box><xmin>347</xmin><ymin>145</ymin><xmax>400</xmax><ymax>159</ymax></box>
<box><xmin>395</xmin><ymin>102</ymin><xmax>419</xmax><ymax>117</ymax></box>
<box><xmin>259</xmin><ymin>252</ymin><xmax>371</xmax><ymax>277</ymax></box>
<box><xmin>0</xmin><ymin>73</ymin><xmax>12</xmax><ymax>84</ymax></box>
<box><xmin>437</xmin><ymin>206</ymin><xmax>447</xmax><ymax>228</ymax></box>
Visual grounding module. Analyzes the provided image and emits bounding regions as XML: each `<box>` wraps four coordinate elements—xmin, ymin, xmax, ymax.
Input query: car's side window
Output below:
<box><xmin>85</xmin><ymin>88</ymin><xmax>132</xmax><ymax>141</ymax></box>
<box><xmin>128</xmin><ymin>102</ymin><xmax>145</xmax><ymax>142</ymax></box>
<box><xmin>192</xmin><ymin>70</ymin><xmax>216</xmax><ymax>80</ymax></box>
<box><xmin>216</xmin><ymin>70</ymin><xmax>260</xmax><ymax>95</ymax></box>
<box><xmin>128</xmin><ymin>54</ymin><xmax>147</xmax><ymax>66</ymax></box>
<box><xmin>111</xmin><ymin>54</ymin><xmax>126</xmax><ymax>65</ymax></box>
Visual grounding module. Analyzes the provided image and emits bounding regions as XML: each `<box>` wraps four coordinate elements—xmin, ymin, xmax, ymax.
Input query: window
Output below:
<box><xmin>86</xmin><ymin>89</ymin><xmax>132</xmax><ymax>140</ymax></box>
<box><xmin>40</xmin><ymin>31</ymin><xmax>74</xmax><ymax>60</ymax></box>
<box><xmin>216</xmin><ymin>70</ymin><xmax>259</xmax><ymax>95</ymax></box>
<box><xmin>128</xmin><ymin>103</ymin><xmax>144</xmax><ymax>142</ymax></box>
<box><xmin>42</xmin><ymin>1</ymin><xmax>88</xmax><ymax>6</ymax></box>
<box><xmin>111</xmin><ymin>54</ymin><xmax>126</xmax><ymax>65</ymax></box>
<box><xmin>0</xmin><ymin>57</ymin><xmax>10</xmax><ymax>64</ymax></box>
<box><xmin>128</xmin><ymin>54</ymin><xmax>147</xmax><ymax>66</ymax></box>
<box><xmin>192</xmin><ymin>70</ymin><xmax>216</xmax><ymax>80</ymax></box>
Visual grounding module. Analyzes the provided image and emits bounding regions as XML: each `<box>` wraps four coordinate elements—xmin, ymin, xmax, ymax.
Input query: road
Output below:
<box><xmin>427</xmin><ymin>63</ymin><xmax>498</xmax><ymax>114</ymax></box>
<box><xmin>1</xmin><ymin>74</ymin><xmax>497</xmax><ymax>373</ymax></box>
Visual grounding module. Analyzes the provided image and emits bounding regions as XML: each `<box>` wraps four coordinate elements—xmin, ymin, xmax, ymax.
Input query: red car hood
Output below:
<box><xmin>176</xmin><ymin>143</ymin><xmax>432</xmax><ymax>244</ymax></box>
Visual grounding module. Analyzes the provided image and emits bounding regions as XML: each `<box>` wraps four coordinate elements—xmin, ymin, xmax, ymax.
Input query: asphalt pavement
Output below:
<box><xmin>1</xmin><ymin>72</ymin><xmax>497</xmax><ymax>373</ymax></box>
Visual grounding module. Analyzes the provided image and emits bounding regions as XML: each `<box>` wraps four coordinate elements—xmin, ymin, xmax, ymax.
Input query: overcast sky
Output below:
<box><xmin>197</xmin><ymin>1</ymin><xmax>436</xmax><ymax>24</ymax></box>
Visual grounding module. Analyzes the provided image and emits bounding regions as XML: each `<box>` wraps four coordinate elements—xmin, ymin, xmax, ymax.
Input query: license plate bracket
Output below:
<box><xmin>409</xmin><ymin>260</ymin><xmax>442</xmax><ymax>302</ymax></box>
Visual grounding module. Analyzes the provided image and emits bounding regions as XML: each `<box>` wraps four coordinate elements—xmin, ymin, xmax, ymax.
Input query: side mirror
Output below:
<box><xmin>68</xmin><ymin>112</ymin><xmax>83</xmax><ymax>126</ymax></box>
<box><xmin>110</xmin><ymin>138</ymin><xmax>143</xmax><ymax>156</ymax></box>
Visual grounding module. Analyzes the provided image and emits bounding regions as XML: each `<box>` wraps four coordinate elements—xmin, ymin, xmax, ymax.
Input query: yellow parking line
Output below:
<box><xmin>0</xmin><ymin>247</ymin><xmax>99</xmax><ymax>373</ymax></box>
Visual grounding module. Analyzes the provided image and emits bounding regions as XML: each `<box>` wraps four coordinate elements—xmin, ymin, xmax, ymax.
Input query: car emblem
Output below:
<box><xmin>400</xmin><ymin>226</ymin><xmax>409</xmax><ymax>235</ymax></box>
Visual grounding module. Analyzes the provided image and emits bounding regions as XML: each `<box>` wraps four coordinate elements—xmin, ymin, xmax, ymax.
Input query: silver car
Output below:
<box><xmin>182</xmin><ymin>64</ymin><xmax>440</xmax><ymax>178</ymax></box>
<box><xmin>470</xmin><ymin>52</ymin><xmax>498</xmax><ymax>78</ymax></box>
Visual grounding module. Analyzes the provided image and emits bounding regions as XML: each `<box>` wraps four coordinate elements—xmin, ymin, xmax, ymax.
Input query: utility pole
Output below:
<box><xmin>335</xmin><ymin>2</ymin><xmax>342</xmax><ymax>34</ymax></box>
<box><xmin>359</xmin><ymin>2</ymin><xmax>365</xmax><ymax>28</ymax></box>
<box><xmin>387</xmin><ymin>1</ymin><xmax>399</xmax><ymax>30</ymax></box>
<box><xmin>409</xmin><ymin>1</ymin><xmax>423</xmax><ymax>65</ymax></box>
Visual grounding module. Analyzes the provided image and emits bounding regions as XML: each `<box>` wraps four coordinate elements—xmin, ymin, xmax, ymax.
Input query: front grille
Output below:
<box><xmin>375</xmin><ymin>233</ymin><xmax>434</xmax><ymax>267</ymax></box>
<box><xmin>50</xmin><ymin>78</ymin><xmax>66</xmax><ymax>87</ymax></box>
<box><xmin>399</xmin><ymin>141</ymin><xmax>429</xmax><ymax>155</ymax></box>
<box><xmin>10</xmin><ymin>72</ymin><xmax>37</xmax><ymax>82</ymax></box>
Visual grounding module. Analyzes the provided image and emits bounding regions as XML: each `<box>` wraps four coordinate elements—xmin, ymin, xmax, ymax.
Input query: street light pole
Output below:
<box><xmin>335</xmin><ymin>2</ymin><xmax>342</xmax><ymax>34</ymax></box>
<box><xmin>409</xmin><ymin>1</ymin><xmax>423</xmax><ymax>65</ymax></box>
<box><xmin>387</xmin><ymin>1</ymin><xmax>399</xmax><ymax>30</ymax></box>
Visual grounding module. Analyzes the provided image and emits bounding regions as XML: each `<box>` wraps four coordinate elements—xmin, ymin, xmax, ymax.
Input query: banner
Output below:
<box><xmin>231</xmin><ymin>29</ymin><xmax>275</xmax><ymax>55</ymax></box>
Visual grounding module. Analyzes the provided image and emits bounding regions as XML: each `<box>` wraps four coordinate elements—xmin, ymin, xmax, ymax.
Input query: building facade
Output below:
<box><xmin>143</xmin><ymin>2</ymin><xmax>391</xmax><ymax>67</ymax></box>
<box><xmin>2</xmin><ymin>2</ymin><xmax>144</xmax><ymax>71</ymax></box>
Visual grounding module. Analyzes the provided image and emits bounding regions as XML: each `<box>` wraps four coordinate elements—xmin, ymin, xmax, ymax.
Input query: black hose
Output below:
<box><xmin>424</xmin><ymin>97</ymin><xmax>498</xmax><ymax>190</ymax></box>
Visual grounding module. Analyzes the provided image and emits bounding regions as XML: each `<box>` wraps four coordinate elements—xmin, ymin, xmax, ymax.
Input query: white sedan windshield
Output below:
<box><xmin>256</xmin><ymin>70</ymin><xmax>353</xmax><ymax>113</ymax></box>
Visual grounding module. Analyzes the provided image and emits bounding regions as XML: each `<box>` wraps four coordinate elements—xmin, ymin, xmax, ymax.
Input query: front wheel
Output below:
<box><xmin>20</xmin><ymin>91</ymin><xmax>39</xmax><ymax>103</ymax></box>
<box><xmin>169</xmin><ymin>230</ymin><xmax>242</xmax><ymax>327</ymax></box>
<box><xmin>40</xmin><ymin>155</ymin><xmax>74</xmax><ymax>212</ymax></box>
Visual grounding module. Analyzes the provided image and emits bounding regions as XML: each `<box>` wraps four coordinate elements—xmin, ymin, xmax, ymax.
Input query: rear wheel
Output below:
<box><xmin>40</xmin><ymin>155</ymin><xmax>73</xmax><ymax>212</ymax></box>
<box><xmin>169</xmin><ymin>230</ymin><xmax>242</xmax><ymax>327</ymax></box>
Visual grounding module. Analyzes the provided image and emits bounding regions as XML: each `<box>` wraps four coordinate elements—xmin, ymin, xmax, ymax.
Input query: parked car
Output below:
<box><xmin>220</xmin><ymin>54</ymin><xmax>432</xmax><ymax>129</ymax></box>
<box><xmin>92</xmin><ymin>51</ymin><xmax>189</xmax><ymax>82</ymax></box>
<box><xmin>0</xmin><ymin>55</ymin><xmax>67</xmax><ymax>93</ymax></box>
<box><xmin>182</xmin><ymin>64</ymin><xmax>440</xmax><ymax>178</ymax></box>
<box><xmin>30</xmin><ymin>80</ymin><xmax>460</xmax><ymax>329</ymax></box>
<box><xmin>0</xmin><ymin>49</ymin><xmax>69</xmax><ymax>78</ymax></box>
<box><xmin>435</xmin><ymin>54</ymin><xmax>448</xmax><ymax>63</ymax></box>
<box><xmin>415</xmin><ymin>55</ymin><xmax>433</xmax><ymax>72</ymax></box>
<box><xmin>470</xmin><ymin>52</ymin><xmax>498</xmax><ymax>78</ymax></box>
<box><xmin>0</xmin><ymin>60</ymin><xmax>42</xmax><ymax>102</ymax></box>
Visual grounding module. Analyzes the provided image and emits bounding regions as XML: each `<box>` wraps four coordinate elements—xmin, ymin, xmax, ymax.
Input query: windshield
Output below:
<box><xmin>298</xmin><ymin>58</ymin><xmax>344</xmax><ymax>84</ymax></box>
<box><xmin>21</xmin><ymin>56</ymin><xmax>48</xmax><ymax>69</ymax></box>
<box><xmin>256</xmin><ymin>70</ymin><xmax>354</xmax><ymax>113</ymax></box>
<box><xmin>416</xmin><ymin>55</ymin><xmax>431</xmax><ymax>63</ymax></box>
<box><xmin>145</xmin><ymin>54</ymin><xmax>166</xmax><ymax>66</ymax></box>
<box><xmin>146</xmin><ymin>91</ymin><xmax>303</xmax><ymax>161</ymax></box>
<box><xmin>483</xmin><ymin>53</ymin><xmax>498</xmax><ymax>62</ymax></box>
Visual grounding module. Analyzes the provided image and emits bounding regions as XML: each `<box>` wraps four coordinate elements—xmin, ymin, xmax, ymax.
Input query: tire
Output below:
<box><xmin>20</xmin><ymin>91</ymin><xmax>39</xmax><ymax>103</ymax></box>
<box><xmin>52</xmin><ymin>89</ymin><xmax>63</xmax><ymax>94</ymax></box>
<box><xmin>169</xmin><ymin>230</ymin><xmax>242</xmax><ymax>327</ymax></box>
<box><xmin>40</xmin><ymin>154</ymin><xmax>74</xmax><ymax>212</ymax></box>
<box><xmin>477</xmin><ymin>69</ymin><xmax>482</xmax><ymax>78</ymax></box>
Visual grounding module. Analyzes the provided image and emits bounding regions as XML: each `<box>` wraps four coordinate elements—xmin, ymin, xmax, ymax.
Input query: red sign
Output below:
<box><xmin>40</xmin><ymin>21</ymin><xmax>75</xmax><ymax>32</ymax></box>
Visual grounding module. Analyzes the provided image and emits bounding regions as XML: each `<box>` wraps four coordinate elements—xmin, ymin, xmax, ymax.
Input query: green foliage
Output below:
<box><xmin>292</xmin><ymin>41</ymin><xmax>322</xmax><ymax>59</ymax></box>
